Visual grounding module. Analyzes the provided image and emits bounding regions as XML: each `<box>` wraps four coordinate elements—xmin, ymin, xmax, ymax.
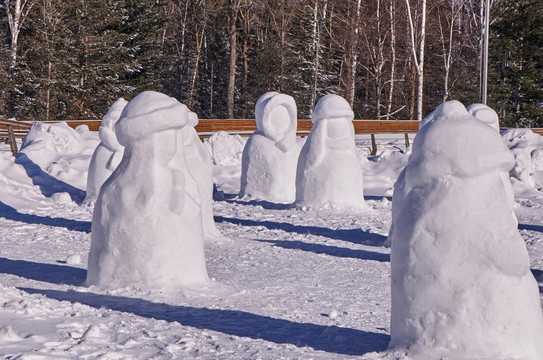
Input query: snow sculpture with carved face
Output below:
<box><xmin>240</xmin><ymin>92</ymin><xmax>300</xmax><ymax>203</ymax></box>
<box><xmin>87</xmin><ymin>91</ymin><xmax>211</xmax><ymax>290</ymax></box>
<box><xmin>295</xmin><ymin>94</ymin><xmax>364</xmax><ymax>208</ymax></box>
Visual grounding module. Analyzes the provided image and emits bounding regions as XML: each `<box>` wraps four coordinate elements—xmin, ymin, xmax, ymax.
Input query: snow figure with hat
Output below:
<box><xmin>295</xmin><ymin>94</ymin><xmax>364</xmax><ymax>208</ymax></box>
<box><xmin>181</xmin><ymin>109</ymin><xmax>225</xmax><ymax>242</ymax></box>
<box><xmin>240</xmin><ymin>92</ymin><xmax>301</xmax><ymax>203</ymax></box>
<box><xmin>87</xmin><ymin>91</ymin><xmax>212</xmax><ymax>290</ymax></box>
<box><xmin>389</xmin><ymin>101</ymin><xmax>543</xmax><ymax>359</ymax></box>
<box><xmin>84</xmin><ymin>98</ymin><xmax>127</xmax><ymax>204</ymax></box>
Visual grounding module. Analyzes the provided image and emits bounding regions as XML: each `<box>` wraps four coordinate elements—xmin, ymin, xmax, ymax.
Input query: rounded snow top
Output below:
<box><xmin>188</xmin><ymin>110</ymin><xmax>198</xmax><ymax>127</ymax></box>
<box><xmin>406</xmin><ymin>106</ymin><xmax>514</xmax><ymax>186</ymax></box>
<box><xmin>419</xmin><ymin>100</ymin><xmax>467</xmax><ymax>129</ymax></box>
<box><xmin>115</xmin><ymin>91</ymin><xmax>189</xmax><ymax>145</ymax></box>
<box><xmin>255</xmin><ymin>92</ymin><xmax>297</xmax><ymax>141</ymax></box>
<box><xmin>311</xmin><ymin>94</ymin><xmax>354</xmax><ymax>124</ymax></box>
<box><xmin>102</xmin><ymin>98</ymin><xmax>128</xmax><ymax>128</ymax></box>
<box><xmin>467</xmin><ymin>103</ymin><xmax>500</xmax><ymax>132</ymax></box>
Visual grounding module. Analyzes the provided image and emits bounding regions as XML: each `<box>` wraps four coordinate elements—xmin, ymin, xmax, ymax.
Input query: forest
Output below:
<box><xmin>0</xmin><ymin>0</ymin><xmax>542</xmax><ymax>127</ymax></box>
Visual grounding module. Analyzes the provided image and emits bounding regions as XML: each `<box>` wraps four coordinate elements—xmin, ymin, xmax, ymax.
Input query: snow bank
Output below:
<box><xmin>87</xmin><ymin>91</ymin><xmax>214</xmax><ymax>291</ymax></box>
<box><xmin>389</xmin><ymin>100</ymin><xmax>543</xmax><ymax>359</ymax></box>
<box><xmin>240</xmin><ymin>92</ymin><xmax>301</xmax><ymax>203</ymax></box>
<box><xmin>16</xmin><ymin>121</ymin><xmax>99</xmax><ymax>202</ymax></box>
<box><xmin>296</xmin><ymin>94</ymin><xmax>364</xmax><ymax>209</ymax></box>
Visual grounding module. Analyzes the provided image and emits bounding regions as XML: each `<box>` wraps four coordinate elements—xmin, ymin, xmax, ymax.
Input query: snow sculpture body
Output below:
<box><xmin>84</xmin><ymin>98</ymin><xmax>127</xmax><ymax>204</ymax></box>
<box><xmin>240</xmin><ymin>92</ymin><xmax>300</xmax><ymax>203</ymax></box>
<box><xmin>296</xmin><ymin>94</ymin><xmax>364</xmax><ymax>208</ymax></box>
<box><xmin>181</xmin><ymin>111</ymin><xmax>224</xmax><ymax>241</ymax></box>
<box><xmin>87</xmin><ymin>91</ymin><xmax>211</xmax><ymax>289</ymax></box>
<box><xmin>389</xmin><ymin>102</ymin><xmax>543</xmax><ymax>359</ymax></box>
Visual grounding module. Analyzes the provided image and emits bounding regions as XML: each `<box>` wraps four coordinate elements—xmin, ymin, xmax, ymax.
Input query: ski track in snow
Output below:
<box><xmin>0</xmin><ymin>142</ymin><xmax>543</xmax><ymax>359</ymax></box>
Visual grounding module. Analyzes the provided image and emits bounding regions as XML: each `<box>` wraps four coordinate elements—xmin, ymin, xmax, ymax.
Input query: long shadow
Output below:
<box><xmin>15</xmin><ymin>153</ymin><xmax>85</xmax><ymax>203</ymax></box>
<box><xmin>364</xmin><ymin>195</ymin><xmax>393</xmax><ymax>202</ymax></box>
<box><xmin>519</xmin><ymin>224</ymin><xmax>543</xmax><ymax>233</ymax></box>
<box><xmin>0</xmin><ymin>257</ymin><xmax>86</xmax><ymax>286</ymax></box>
<box><xmin>215</xmin><ymin>216</ymin><xmax>386</xmax><ymax>247</ymax></box>
<box><xmin>0</xmin><ymin>202</ymin><xmax>91</xmax><ymax>233</ymax></box>
<box><xmin>225</xmin><ymin>198</ymin><xmax>293</xmax><ymax>210</ymax></box>
<box><xmin>19</xmin><ymin>287</ymin><xmax>390</xmax><ymax>356</ymax></box>
<box><xmin>257</xmin><ymin>239</ymin><xmax>390</xmax><ymax>262</ymax></box>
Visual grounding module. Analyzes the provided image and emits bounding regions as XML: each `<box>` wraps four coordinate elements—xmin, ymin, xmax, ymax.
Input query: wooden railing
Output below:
<box><xmin>0</xmin><ymin>119</ymin><xmax>34</xmax><ymax>155</ymax></box>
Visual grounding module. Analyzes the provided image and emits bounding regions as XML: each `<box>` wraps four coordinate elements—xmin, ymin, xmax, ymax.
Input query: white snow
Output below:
<box><xmin>296</xmin><ymin>94</ymin><xmax>365</xmax><ymax>209</ymax></box>
<box><xmin>84</xmin><ymin>98</ymin><xmax>127</xmax><ymax>204</ymax></box>
<box><xmin>389</xmin><ymin>101</ymin><xmax>543</xmax><ymax>359</ymax></box>
<box><xmin>87</xmin><ymin>91</ymin><xmax>213</xmax><ymax>290</ymax></box>
<box><xmin>240</xmin><ymin>92</ymin><xmax>301</xmax><ymax>203</ymax></box>
<box><xmin>1</xmin><ymin>101</ymin><xmax>543</xmax><ymax>359</ymax></box>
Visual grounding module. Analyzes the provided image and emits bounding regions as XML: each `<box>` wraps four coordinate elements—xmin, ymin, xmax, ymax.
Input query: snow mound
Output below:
<box><xmin>203</xmin><ymin>131</ymin><xmax>246</xmax><ymax>166</ymax></box>
<box><xmin>389</xmin><ymin>101</ymin><xmax>543</xmax><ymax>359</ymax></box>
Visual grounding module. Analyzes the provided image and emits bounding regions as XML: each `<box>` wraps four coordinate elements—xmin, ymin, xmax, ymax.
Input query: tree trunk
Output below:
<box><xmin>227</xmin><ymin>0</ymin><xmax>239</xmax><ymax>119</ymax></box>
<box><xmin>386</xmin><ymin>0</ymin><xmax>397</xmax><ymax>120</ymax></box>
<box><xmin>405</xmin><ymin>0</ymin><xmax>426</xmax><ymax>120</ymax></box>
<box><xmin>5</xmin><ymin>0</ymin><xmax>35</xmax><ymax>76</ymax></box>
<box><xmin>347</xmin><ymin>0</ymin><xmax>362</xmax><ymax>108</ymax></box>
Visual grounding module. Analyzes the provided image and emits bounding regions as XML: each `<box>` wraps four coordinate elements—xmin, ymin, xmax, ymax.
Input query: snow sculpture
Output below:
<box><xmin>84</xmin><ymin>98</ymin><xmax>127</xmax><ymax>204</ymax></box>
<box><xmin>181</xmin><ymin>110</ymin><xmax>224</xmax><ymax>241</ymax></box>
<box><xmin>467</xmin><ymin>103</ymin><xmax>500</xmax><ymax>131</ymax></box>
<box><xmin>87</xmin><ymin>91</ymin><xmax>211</xmax><ymax>289</ymax></box>
<box><xmin>240</xmin><ymin>92</ymin><xmax>300</xmax><ymax>203</ymax></box>
<box><xmin>389</xmin><ymin>102</ymin><xmax>543</xmax><ymax>359</ymax></box>
<box><xmin>296</xmin><ymin>94</ymin><xmax>364</xmax><ymax>208</ymax></box>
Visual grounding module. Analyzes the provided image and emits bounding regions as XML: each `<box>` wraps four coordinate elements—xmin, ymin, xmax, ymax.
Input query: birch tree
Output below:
<box><xmin>405</xmin><ymin>0</ymin><xmax>427</xmax><ymax>120</ymax></box>
<box><xmin>346</xmin><ymin>0</ymin><xmax>361</xmax><ymax>108</ymax></box>
<box><xmin>4</xmin><ymin>0</ymin><xmax>35</xmax><ymax>75</ymax></box>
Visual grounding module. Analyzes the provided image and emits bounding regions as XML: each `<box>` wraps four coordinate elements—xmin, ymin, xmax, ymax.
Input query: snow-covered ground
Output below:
<box><xmin>1</xmin><ymin>127</ymin><xmax>543</xmax><ymax>359</ymax></box>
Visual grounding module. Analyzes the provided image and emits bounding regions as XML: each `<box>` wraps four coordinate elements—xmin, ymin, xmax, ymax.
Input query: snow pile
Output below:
<box><xmin>87</xmin><ymin>91</ymin><xmax>214</xmax><ymax>291</ymax></box>
<box><xmin>240</xmin><ymin>92</ymin><xmax>301</xmax><ymax>203</ymax></box>
<box><xmin>389</xmin><ymin>101</ymin><xmax>543</xmax><ymax>359</ymax></box>
<box><xmin>296</xmin><ymin>94</ymin><xmax>364</xmax><ymax>209</ymax></box>
<box><xmin>84</xmin><ymin>98</ymin><xmax>128</xmax><ymax>204</ymax></box>
<box><xmin>15</xmin><ymin>121</ymin><xmax>99</xmax><ymax>202</ymax></box>
<box><xmin>203</xmin><ymin>131</ymin><xmax>246</xmax><ymax>166</ymax></box>
<box><xmin>502</xmin><ymin>128</ymin><xmax>543</xmax><ymax>189</ymax></box>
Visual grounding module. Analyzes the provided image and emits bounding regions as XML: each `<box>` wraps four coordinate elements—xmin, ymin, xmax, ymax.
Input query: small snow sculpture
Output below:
<box><xmin>295</xmin><ymin>94</ymin><xmax>364</xmax><ymax>208</ymax></box>
<box><xmin>389</xmin><ymin>102</ymin><xmax>543</xmax><ymax>359</ymax></box>
<box><xmin>240</xmin><ymin>92</ymin><xmax>300</xmax><ymax>203</ymax></box>
<box><xmin>87</xmin><ymin>91</ymin><xmax>211</xmax><ymax>289</ymax></box>
<box><xmin>181</xmin><ymin>110</ymin><xmax>224</xmax><ymax>242</ymax></box>
<box><xmin>467</xmin><ymin>103</ymin><xmax>500</xmax><ymax>131</ymax></box>
<box><xmin>84</xmin><ymin>98</ymin><xmax>127</xmax><ymax>204</ymax></box>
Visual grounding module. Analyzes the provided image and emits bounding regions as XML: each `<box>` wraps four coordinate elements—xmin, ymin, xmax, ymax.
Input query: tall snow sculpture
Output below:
<box><xmin>389</xmin><ymin>102</ymin><xmax>543</xmax><ymax>359</ymax></box>
<box><xmin>295</xmin><ymin>94</ymin><xmax>364</xmax><ymax>208</ymax></box>
<box><xmin>87</xmin><ymin>91</ymin><xmax>211</xmax><ymax>289</ymax></box>
<box><xmin>240</xmin><ymin>92</ymin><xmax>300</xmax><ymax>203</ymax></box>
<box><xmin>84</xmin><ymin>98</ymin><xmax>127</xmax><ymax>204</ymax></box>
<box><xmin>181</xmin><ymin>110</ymin><xmax>224</xmax><ymax>242</ymax></box>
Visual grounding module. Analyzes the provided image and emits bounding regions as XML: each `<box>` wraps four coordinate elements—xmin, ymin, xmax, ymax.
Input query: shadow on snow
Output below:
<box><xmin>215</xmin><ymin>216</ymin><xmax>386</xmax><ymax>247</ymax></box>
<box><xmin>0</xmin><ymin>257</ymin><xmax>86</xmax><ymax>286</ymax></box>
<box><xmin>0</xmin><ymin>202</ymin><xmax>91</xmax><ymax>233</ymax></box>
<box><xmin>19</xmin><ymin>287</ymin><xmax>390</xmax><ymax>356</ymax></box>
<box><xmin>15</xmin><ymin>153</ymin><xmax>85</xmax><ymax>204</ymax></box>
<box><xmin>257</xmin><ymin>239</ymin><xmax>390</xmax><ymax>262</ymax></box>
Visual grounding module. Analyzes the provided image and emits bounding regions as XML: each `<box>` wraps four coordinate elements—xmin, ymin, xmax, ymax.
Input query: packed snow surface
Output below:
<box><xmin>1</xmin><ymin>111</ymin><xmax>543</xmax><ymax>359</ymax></box>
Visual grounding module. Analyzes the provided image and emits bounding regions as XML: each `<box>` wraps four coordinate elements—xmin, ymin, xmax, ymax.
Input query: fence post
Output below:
<box><xmin>370</xmin><ymin>134</ymin><xmax>377</xmax><ymax>156</ymax></box>
<box><xmin>7</xmin><ymin>125</ymin><xmax>18</xmax><ymax>156</ymax></box>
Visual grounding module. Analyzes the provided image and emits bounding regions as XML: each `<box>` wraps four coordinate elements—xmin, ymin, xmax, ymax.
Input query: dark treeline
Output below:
<box><xmin>1</xmin><ymin>0</ymin><xmax>541</xmax><ymax>127</ymax></box>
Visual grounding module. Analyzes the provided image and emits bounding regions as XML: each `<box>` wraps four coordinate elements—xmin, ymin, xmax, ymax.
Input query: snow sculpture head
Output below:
<box><xmin>99</xmin><ymin>98</ymin><xmax>127</xmax><ymax>151</ymax></box>
<box><xmin>389</xmin><ymin>100</ymin><xmax>543</xmax><ymax>359</ymax></box>
<box><xmin>311</xmin><ymin>94</ymin><xmax>354</xmax><ymax>124</ymax></box>
<box><xmin>87</xmin><ymin>91</ymin><xmax>214</xmax><ymax>290</ymax></box>
<box><xmin>255</xmin><ymin>92</ymin><xmax>297</xmax><ymax>150</ymax></box>
<box><xmin>467</xmin><ymin>103</ymin><xmax>500</xmax><ymax>132</ymax></box>
<box><xmin>418</xmin><ymin>99</ymin><xmax>466</xmax><ymax>129</ymax></box>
